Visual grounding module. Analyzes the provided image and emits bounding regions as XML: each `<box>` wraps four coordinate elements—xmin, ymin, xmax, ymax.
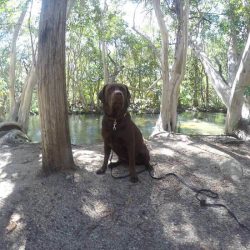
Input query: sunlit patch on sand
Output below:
<box><xmin>73</xmin><ymin>149</ymin><xmax>103</xmax><ymax>172</ymax></box>
<box><xmin>81</xmin><ymin>200</ymin><xmax>111</xmax><ymax>219</ymax></box>
<box><xmin>0</xmin><ymin>181</ymin><xmax>14</xmax><ymax>201</ymax></box>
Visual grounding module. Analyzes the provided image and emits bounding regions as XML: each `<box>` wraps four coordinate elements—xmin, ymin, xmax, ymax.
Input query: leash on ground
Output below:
<box><xmin>108</xmin><ymin>155</ymin><xmax>250</xmax><ymax>232</ymax></box>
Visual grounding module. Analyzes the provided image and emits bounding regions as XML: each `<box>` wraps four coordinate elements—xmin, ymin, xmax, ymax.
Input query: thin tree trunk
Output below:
<box><xmin>8</xmin><ymin>0</ymin><xmax>29</xmax><ymax>120</ymax></box>
<box><xmin>170</xmin><ymin>0</ymin><xmax>189</xmax><ymax>130</ymax></box>
<box><xmin>205</xmin><ymin>73</ymin><xmax>209</xmax><ymax>108</ymax></box>
<box><xmin>101</xmin><ymin>40</ymin><xmax>109</xmax><ymax>85</ymax></box>
<box><xmin>37</xmin><ymin>0</ymin><xmax>75</xmax><ymax>173</ymax></box>
<box><xmin>152</xmin><ymin>0</ymin><xmax>170</xmax><ymax>131</ymax></box>
<box><xmin>17</xmin><ymin>66</ymin><xmax>37</xmax><ymax>132</ymax></box>
<box><xmin>193</xmin><ymin>66</ymin><xmax>199</xmax><ymax>107</ymax></box>
<box><xmin>200</xmin><ymin>67</ymin><xmax>205</xmax><ymax>106</ymax></box>
<box><xmin>100</xmin><ymin>0</ymin><xmax>109</xmax><ymax>85</ymax></box>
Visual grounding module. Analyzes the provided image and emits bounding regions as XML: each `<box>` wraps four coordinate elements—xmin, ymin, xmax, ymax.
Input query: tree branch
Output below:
<box><xmin>146</xmin><ymin>77</ymin><xmax>162</xmax><ymax>94</ymax></box>
<box><xmin>192</xmin><ymin>43</ymin><xmax>231</xmax><ymax>108</ymax></box>
<box><xmin>214</xmin><ymin>57</ymin><xmax>228</xmax><ymax>84</ymax></box>
<box><xmin>132</xmin><ymin>3</ymin><xmax>160</xmax><ymax>63</ymax></box>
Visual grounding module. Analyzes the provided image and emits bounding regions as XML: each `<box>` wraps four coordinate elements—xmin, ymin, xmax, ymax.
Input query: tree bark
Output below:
<box><xmin>37</xmin><ymin>0</ymin><xmax>75</xmax><ymax>173</ymax></box>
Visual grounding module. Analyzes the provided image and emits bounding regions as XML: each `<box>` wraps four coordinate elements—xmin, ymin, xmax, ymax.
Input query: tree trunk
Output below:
<box><xmin>101</xmin><ymin>40</ymin><xmax>109</xmax><ymax>85</ymax></box>
<box><xmin>205</xmin><ymin>73</ymin><xmax>209</xmax><ymax>108</ymax></box>
<box><xmin>242</xmin><ymin>96</ymin><xmax>250</xmax><ymax>121</ymax></box>
<box><xmin>17</xmin><ymin>66</ymin><xmax>37</xmax><ymax>133</ymax></box>
<box><xmin>8</xmin><ymin>1</ymin><xmax>29</xmax><ymax>120</ymax></box>
<box><xmin>152</xmin><ymin>0</ymin><xmax>170</xmax><ymax>131</ymax></box>
<box><xmin>193</xmin><ymin>65</ymin><xmax>199</xmax><ymax>107</ymax></box>
<box><xmin>153</xmin><ymin>0</ymin><xmax>189</xmax><ymax>132</ymax></box>
<box><xmin>227</xmin><ymin>35</ymin><xmax>238</xmax><ymax>86</ymax></box>
<box><xmin>100</xmin><ymin>0</ymin><xmax>109</xmax><ymax>85</ymax></box>
<box><xmin>227</xmin><ymin>3</ymin><xmax>240</xmax><ymax>87</ymax></box>
<box><xmin>37</xmin><ymin>0</ymin><xmax>75</xmax><ymax>173</ymax></box>
<box><xmin>225</xmin><ymin>32</ymin><xmax>250</xmax><ymax>133</ymax></box>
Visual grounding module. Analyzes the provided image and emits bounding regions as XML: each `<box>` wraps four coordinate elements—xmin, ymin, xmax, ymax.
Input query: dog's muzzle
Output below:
<box><xmin>110</xmin><ymin>90</ymin><xmax>125</xmax><ymax>109</ymax></box>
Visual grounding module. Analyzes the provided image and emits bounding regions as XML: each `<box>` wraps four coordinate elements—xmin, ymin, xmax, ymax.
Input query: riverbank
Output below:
<box><xmin>0</xmin><ymin>134</ymin><xmax>250</xmax><ymax>249</ymax></box>
<box><xmin>28</xmin><ymin>112</ymin><xmax>226</xmax><ymax>144</ymax></box>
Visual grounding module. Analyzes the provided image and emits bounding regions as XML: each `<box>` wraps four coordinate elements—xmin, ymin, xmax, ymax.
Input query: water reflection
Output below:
<box><xmin>28</xmin><ymin>112</ymin><xmax>225</xmax><ymax>145</ymax></box>
<box><xmin>177</xmin><ymin>112</ymin><xmax>225</xmax><ymax>135</ymax></box>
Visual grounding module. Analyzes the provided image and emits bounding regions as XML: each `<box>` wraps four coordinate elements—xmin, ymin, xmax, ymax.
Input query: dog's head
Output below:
<box><xmin>98</xmin><ymin>83</ymin><xmax>131</xmax><ymax>116</ymax></box>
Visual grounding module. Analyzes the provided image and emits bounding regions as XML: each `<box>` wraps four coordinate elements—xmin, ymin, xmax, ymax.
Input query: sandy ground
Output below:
<box><xmin>0</xmin><ymin>133</ymin><xmax>250</xmax><ymax>249</ymax></box>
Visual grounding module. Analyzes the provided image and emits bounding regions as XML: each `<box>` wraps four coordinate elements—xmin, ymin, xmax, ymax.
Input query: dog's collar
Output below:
<box><xmin>105</xmin><ymin>112</ymin><xmax>128</xmax><ymax>131</ymax></box>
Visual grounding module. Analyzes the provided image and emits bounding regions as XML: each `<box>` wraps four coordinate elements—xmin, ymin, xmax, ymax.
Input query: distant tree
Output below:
<box><xmin>18</xmin><ymin>0</ymin><xmax>76</xmax><ymax>133</ymax></box>
<box><xmin>8</xmin><ymin>0</ymin><xmax>29</xmax><ymax>121</ymax></box>
<box><xmin>133</xmin><ymin>0</ymin><xmax>189</xmax><ymax>132</ymax></box>
<box><xmin>37</xmin><ymin>0</ymin><xmax>75</xmax><ymax>173</ymax></box>
<box><xmin>225</xmin><ymin>33</ymin><xmax>250</xmax><ymax>134</ymax></box>
<box><xmin>153</xmin><ymin>0</ymin><xmax>189</xmax><ymax>132</ymax></box>
<box><xmin>192</xmin><ymin>0</ymin><xmax>250</xmax><ymax>134</ymax></box>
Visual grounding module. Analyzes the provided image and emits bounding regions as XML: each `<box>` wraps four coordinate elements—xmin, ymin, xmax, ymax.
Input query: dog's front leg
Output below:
<box><xmin>128</xmin><ymin>139</ymin><xmax>138</xmax><ymax>183</ymax></box>
<box><xmin>96</xmin><ymin>142</ymin><xmax>111</xmax><ymax>174</ymax></box>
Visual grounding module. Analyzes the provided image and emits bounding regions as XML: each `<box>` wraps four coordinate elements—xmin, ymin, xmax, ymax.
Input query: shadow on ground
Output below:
<box><xmin>0</xmin><ymin>134</ymin><xmax>250</xmax><ymax>249</ymax></box>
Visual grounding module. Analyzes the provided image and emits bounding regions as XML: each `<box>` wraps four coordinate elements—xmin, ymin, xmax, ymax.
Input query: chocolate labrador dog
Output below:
<box><xmin>96</xmin><ymin>83</ymin><xmax>151</xmax><ymax>182</ymax></box>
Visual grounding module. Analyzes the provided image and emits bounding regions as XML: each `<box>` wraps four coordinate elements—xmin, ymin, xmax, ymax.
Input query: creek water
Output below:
<box><xmin>28</xmin><ymin>112</ymin><xmax>225</xmax><ymax>145</ymax></box>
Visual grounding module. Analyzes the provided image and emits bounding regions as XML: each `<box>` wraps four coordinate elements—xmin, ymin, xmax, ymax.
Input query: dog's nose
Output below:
<box><xmin>114</xmin><ymin>90</ymin><xmax>123</xmax><ymax>96</ymax></box>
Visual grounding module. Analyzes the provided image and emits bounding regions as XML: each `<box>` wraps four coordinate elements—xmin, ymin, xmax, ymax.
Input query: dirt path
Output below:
<box><xmin>0</xmin><ymin>134</ymin><xmax>250</xmax><ymax>249</ymax></box>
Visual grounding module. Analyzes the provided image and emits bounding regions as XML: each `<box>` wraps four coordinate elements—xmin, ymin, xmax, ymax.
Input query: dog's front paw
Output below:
<box><xmin>130</xmin><ymin>175</ymin><xmax>139</xmax><ymax>183</ymax></box>
<box><xmin>96</xmin><ymin>166</ymin><xmax>107</xmax><ymax>175</ymax></box>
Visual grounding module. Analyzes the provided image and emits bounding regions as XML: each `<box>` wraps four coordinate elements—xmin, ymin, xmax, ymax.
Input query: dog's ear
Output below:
<box><xmin>98</xmin><ymin>85</ymin><xmax>107</xmax><ymax>103</ymax></box>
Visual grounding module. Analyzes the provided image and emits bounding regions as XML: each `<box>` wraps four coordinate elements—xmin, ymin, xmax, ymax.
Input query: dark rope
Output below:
<box><xmin>109</xmin><ymin>160</ymin><xmax>250</xmax><ymax>232</ymax></box>
<box><xmin>110</xmin><ymin>165</ymin><xmax>147</xmax><ymax>179</ymax></box>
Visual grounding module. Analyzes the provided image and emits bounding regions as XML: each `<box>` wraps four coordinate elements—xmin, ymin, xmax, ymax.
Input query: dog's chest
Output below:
<box><xmin>108</xmin><ymin>131</ymin><xmax>126</xmax><ymax>147</ymax></box>
<box><xmin>105</xmin><ymin>131</ymin><xmax>128</xmax><ymax>156</ymax></box>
